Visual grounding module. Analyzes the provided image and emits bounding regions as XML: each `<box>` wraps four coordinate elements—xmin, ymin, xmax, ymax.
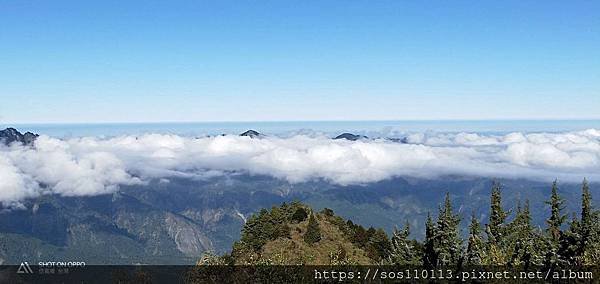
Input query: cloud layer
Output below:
<box><xmin>1</xmin><ymin>129</ymin><xmax>599</xmax><ymax>207</ymax></box>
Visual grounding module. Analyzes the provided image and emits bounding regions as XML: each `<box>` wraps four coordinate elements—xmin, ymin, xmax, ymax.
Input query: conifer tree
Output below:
<box><xmin>558</xmin><ymin>214</ymin><xmax>582</xmax><ymax>265</ymax></box>
<box><xmin>509</xmin><ymin>201</ymin><xmax>543</xmax><ymax>266</ymax></box>
<box><xmin>484</xmin><ymin>181</ymin><xmax>509</xmax><ymax>264</ymax></box>
<box><xmin>487</xmin><ymin>181</ymin><xmax>508</xmax><ymax>245</ymax></box>
<box><xmin>303</xmin><ymin>214</ymin><xmax>321</xmax><ymax>245</ymax></box>
<box><xmin>366</xmin><ymin>228</ymin><xmax>392</xmax><ymax>261</ymax></box>
<box><xmin>580</xmin><ymin>178</ymin><xmax>600</xmax><ymax>264</ymax></box>
<box><xmin>544</xmin><ymin>180</ymin><xmax>566</xmax><ymax>265</ymax></box>
<box><xmin>465</xmin><ymin>214</ymin><xmax>485</xmax><ymax>265</ymax></box>
<box><xmin>554</xmin><ymin>180</ymin><xmax>600</xmax><ymax>265</ymax></box>
<box><xmin>583</xmin><ymin>218</ymin><xmax>600</xmax><ymax>265</ymax></box>
<box><xmin>389</xmin><ymin>222</ymin><xmax>416</xmax><ymax>265</ymax></box>
<box><xmin>581</xmin><ymin>179</ymin><xmax>592</xmax><ymax>229</ymax></box>
<box><xmin>434</xmin><ymin>193</ymin><xmax>463</xmax><ymax>266</ymax></box>
<box><xmin>546</xmin><ymin>180</ymin><xmax>566</xmax><ymax>244</ymax></box>
<box><xmin>580</xmin><ymin>179</ymin><xmax>592</xmax><ymax>253</ymax></box>
<box><xmin>352</xmin><ymin>225</ymin><xmax>369</xmax><ymax>247</ymax></box>
<box><xmin>423</xmin><ymin>213</ymin><xmax>437</xmax><ymax>267</ymax></box>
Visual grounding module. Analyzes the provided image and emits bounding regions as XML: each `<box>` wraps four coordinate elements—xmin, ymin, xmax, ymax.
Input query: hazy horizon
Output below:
<box><xmin>2</xmin><ymin>119</ymin><xmax>600</xmax><ymax>139</ymax></box>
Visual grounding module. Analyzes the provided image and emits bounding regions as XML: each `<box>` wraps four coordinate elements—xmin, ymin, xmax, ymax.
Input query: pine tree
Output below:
<box><xmin>433</xmin><ymin>193</ymin><xmax>463</xmax><ymax>266</ymax></box>
<box><xmin>465</xmin><ymin>214</ymin><xmax>485</xmax><ymax>265</ymax></box>
<box><xmin>352</xmin><ymin>224</ymin><xmax>369</xmax><ymax>247</ymax></box>
<box><xmin>303</xmin><ymin>214</ymin><xmax>321</xmax><ymax>245</ymax></box>
<box><xmin>580</xmin><ymin>178</ymin><xmax>600</xmax><ymax>264</ymax></box>
<box><xmin>583</xmin><ymin>212</ymin><xmax>600</xmax><ymax>265</ymax></box>
<box><xmin>580</xmin><ymin>179</ymin><xmax>592</xmax><ymax>254</ymax></box>
<box><xmin>487</xmin><ymin>181</ymin><xmax>508</xmax><ymax>245</ymax></box>
<box><xmin>558</xmin><ymin>214</ymin><xmax>582</xmax><ymax>265</ymax></box>
<box><xmin>389</xmin><ymin>222</ymin><xmax>416</xmax><ymax>265</ymax></box>
<box><xmin>581</xmin><ymin>178</ymin><xmax>592</xmax><ymax>228</ymax></box>
<box><xmin>509</xmin><ymin>201</ymin><xmax>543</xmax><ymax>266</ymax></box>
<box><xmin>366</xmin><ymin>228</ymin><xmax>392</xmax><ymax>262</ymax></box>
<box><xmin>423</xmin><ymin>213</ymin><xmax>437</xmax><ymax>267</ymax></box>
<box><xmin>546</xmin><ymin>180</ymin><xmax>566</xmax><ymax>244</ymax></box>
<box><xmin>554</xmin><ymin>180</ymin><xmax>600</xmax><ymax>265</ymax></box>
<box><xmin>544</xmin><ymin>180</ymin><xmax>566</xmax><ymax>265</ymax></box>
<box><xmin>484</xmin><ymin>181</ymin><xmax>509</xmax><ymax>264</ymax></box>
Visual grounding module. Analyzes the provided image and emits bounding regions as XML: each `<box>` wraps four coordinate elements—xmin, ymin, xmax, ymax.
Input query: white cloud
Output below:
<box><xmin>0</xmin><ymin>155</ymin><xmax>40</xmax><ymax>208</ymax></box>
<box><xmin>1</xmin><ymin>129</ymin><xmax>599</xmax><ymax>207</ymax></box>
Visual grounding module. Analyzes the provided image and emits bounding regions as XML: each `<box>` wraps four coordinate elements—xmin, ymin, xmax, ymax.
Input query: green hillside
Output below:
<box><xmin>198</xmin><ymin>201</ymin><xmax>396</xmax><ymax>265</ymax></box>
<box><xmin>199</xmin><ymin>179</ymin><xmax>600</xmax><ymax>267</ymax></box>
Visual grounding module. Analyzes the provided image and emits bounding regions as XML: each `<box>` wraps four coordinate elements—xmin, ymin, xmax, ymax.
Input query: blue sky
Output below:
<box><xmin>1</xmin><ymin>0</ymin><xmax>599</xmax><ymax>123</ymax></box>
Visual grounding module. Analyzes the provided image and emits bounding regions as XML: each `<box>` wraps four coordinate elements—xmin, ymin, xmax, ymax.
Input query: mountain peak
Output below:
<box><xmin>239</xmin><ymin>130</ymin><xmax>262</xmax><ymax>138</ymax></box>
<box><xmin>333</xmin><ymin>133</ymin><xmax>367</xmax><ymax>141</ymax></box>
<box><xmin>0</xmin><ymin>128</ymin><xmax>39</xmax><ymax>146</ymax></box>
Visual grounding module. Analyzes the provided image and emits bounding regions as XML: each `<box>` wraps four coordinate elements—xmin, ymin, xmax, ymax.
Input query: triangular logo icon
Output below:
<box><xmin>17</xmin><ymin>262</ymin><xmax>33</xmax><ymax>274</ymax></box>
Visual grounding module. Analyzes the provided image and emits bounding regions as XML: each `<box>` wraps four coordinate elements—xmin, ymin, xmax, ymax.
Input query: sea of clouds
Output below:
<box><xmin>1</xmin><ymin>129</ymin><xmax>599</xmax><ymax>207</ymax></box>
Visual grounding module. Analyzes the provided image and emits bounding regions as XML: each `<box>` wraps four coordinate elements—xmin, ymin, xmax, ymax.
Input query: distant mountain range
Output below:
<box><xmin>0</xmin><ymin>127</ymin><xmax>596</xmax><ymax>265</ymax></box>
<box><xmin>0</xmin><ymin>173</ymin><xmax>596</xmax><ymax>265</ymax></box>
<box><xmin>0</xmin><ymin>127</ymin><xmax>408</xmax><ymax>144</ymax></box>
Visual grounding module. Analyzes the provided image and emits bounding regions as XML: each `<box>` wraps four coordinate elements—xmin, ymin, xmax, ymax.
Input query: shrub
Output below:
<box><xmin>291</xmin><ymin>207</ymin><xmax>309</xmax><ymax>223</ymax></box>
<box><xmin>304</xmin><ymin>214</ymin><xmax>322</xmax><ymax>245</ymax></box>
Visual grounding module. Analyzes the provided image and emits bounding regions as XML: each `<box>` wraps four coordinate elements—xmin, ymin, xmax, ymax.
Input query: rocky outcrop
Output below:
<box><xmin>0</xmin><ymin>128</ymin><xmax>38</xmax><ymax>146</ymax></box>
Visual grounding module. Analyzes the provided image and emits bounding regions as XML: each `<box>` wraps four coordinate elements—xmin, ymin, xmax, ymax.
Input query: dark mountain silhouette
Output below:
<box><xmin>0</xmin><ymin>128</ymin><xmax>38</xmax><ymax>146</ymax></box>
<box><xmin>239</xmin><ymin>130</ymin><xmax>262</xmax><ymax>138</ymax></box>
<box><xmin>333</xmin><ymin>133</ymin><xmax>367</xmax><ymax>141</ymax></box>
